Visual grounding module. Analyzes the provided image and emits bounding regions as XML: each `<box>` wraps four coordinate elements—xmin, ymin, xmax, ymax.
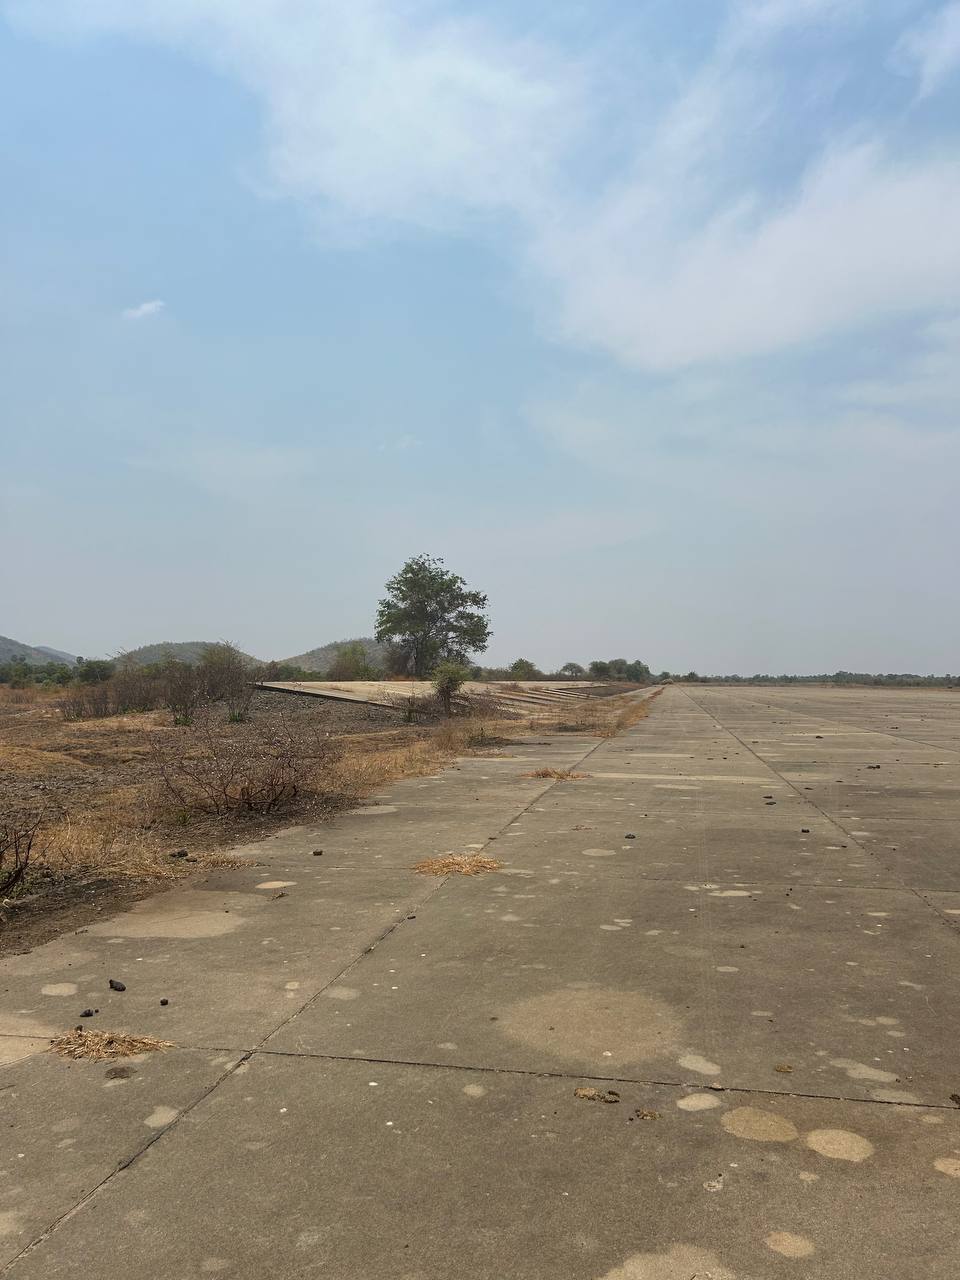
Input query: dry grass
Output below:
<box><xmin>49</xmin><ymin>1028</ymin><xmax>175</xmax><ymax>1061</ymax></box>
<box><xmin>532</xmin><ymin>687</ymin><xmax>663</xmax><ymax>738</ymax></box>
<box><xmin>328</xmin><ymin>715</ymin><xmax>516</xmax><ymax>803</ymax></box>
<box><xmin>413</xmin><ymin>854</ymin><xmax>504</xmax><ymax>876</ymax></box>
<box><xmin>523</xmin><ymin>767</ymin><xmax>589</xmax><ymax>781</ymax></box>
<box><xmin>37</xmin><ymin>804</ymin><xmax>175</xmax><ymax>880</ymax></box>
<box><xmin>2</xmin><ymin>684</ymin><xmax>663</xmax><ymax>899</ymax></box>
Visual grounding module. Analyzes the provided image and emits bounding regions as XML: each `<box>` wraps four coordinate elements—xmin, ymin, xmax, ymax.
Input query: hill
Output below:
<box><xmin>117</xmin><ymin>641</ymin><xmax>262</xmax><ymax>668</ymax></box>
<box><xmin>280</xmin><ymin>637</ymin><xmax>387</xmax><ymax>673</ymax></box>
<box><xmin>0</xmin><ymin>635</ymin><xmax>77</xmax><ymax>666</ymax></box>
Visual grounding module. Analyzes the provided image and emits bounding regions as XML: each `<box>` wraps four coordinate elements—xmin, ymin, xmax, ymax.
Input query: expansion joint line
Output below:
<box><xmin>678</xmin><ymin>687</ymin><xmax>960</xmax><ymax>937</ymax></box>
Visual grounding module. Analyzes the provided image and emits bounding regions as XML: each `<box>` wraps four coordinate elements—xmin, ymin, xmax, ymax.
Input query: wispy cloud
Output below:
<box><xmin>122</xmin><ymin>298</ymin><xmax>165</xmax><ymax>321</ymax></box>
<box><xmin>895</xmin><ymin>1</ymin><xmax>960</xmax><ymax>98</ymax></box>
<box><xmin>12</xmin><ymin>1</ymin><xmax>960</xmax><ymax>375</ymax></box>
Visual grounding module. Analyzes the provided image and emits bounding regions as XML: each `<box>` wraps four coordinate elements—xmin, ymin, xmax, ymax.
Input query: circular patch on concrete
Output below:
<box><xmin>805</xmin><ymin>1128</ymin><xmax>874</xmax><ymax>1162</ymax></box>
<box><xmin>499</xmin><ymin>987</ymin><xmax>682</xmax><ymax>1068</ymax></box>
<box><xmin>721</xmin><ymin>1107</ymin><xmax>799</xmax><ymax>1143</ymax></box>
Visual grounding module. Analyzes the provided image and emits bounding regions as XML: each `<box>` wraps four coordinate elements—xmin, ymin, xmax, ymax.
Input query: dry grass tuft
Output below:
<box><xmin>413</xmin><ymin>853</ymin><xmax>504</xmax><ymax>876</ymax></box>
<box><xmin>523</xmin><ymin>768</ymin><xmax>589</xmax><ymax>781</ymax></box>
<box><xmin>49</xmin><ymin>1028</ymin><xmax>175</xmax><ymax>1061</ymax></box>
<box><xmin>192</xmin><ymin>852</ymin><xmax>256</xmax><ymax>869</ymax></box>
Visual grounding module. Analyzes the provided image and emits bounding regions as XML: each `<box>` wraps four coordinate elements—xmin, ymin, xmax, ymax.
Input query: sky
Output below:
<box><xmin>1</xmin><ymin>0</ymin><xmax>959</xmax><ymax>674</ymax></box>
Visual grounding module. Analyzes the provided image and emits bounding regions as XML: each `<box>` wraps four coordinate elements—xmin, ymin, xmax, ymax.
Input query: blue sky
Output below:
<box><xmin>2</xmin><ymin>0</ymin><xmax>959</xmax><ymax>673</ymax></box>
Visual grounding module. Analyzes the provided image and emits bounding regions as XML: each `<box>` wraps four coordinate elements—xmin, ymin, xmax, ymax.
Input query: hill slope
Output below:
<box><xmin>118</xmin><ymin>641</ymin><xmax>262</xmax><ymax>667</ymax></box>
<box><xmin>0</xmin><ymin>635</ymin><xmax>77</xmax><ymax>666</ymax></box>
<box><xmin>280</xmin><ymin>637</ymin><xmax>386</xmax><ymax>673</ymax></box>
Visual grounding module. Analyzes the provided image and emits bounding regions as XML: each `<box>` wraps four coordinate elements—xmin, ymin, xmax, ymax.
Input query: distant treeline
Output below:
<box><xmin>2</xmin><ymin>652</ymin><xmax>955</xmax><ymax>690</ymax></box>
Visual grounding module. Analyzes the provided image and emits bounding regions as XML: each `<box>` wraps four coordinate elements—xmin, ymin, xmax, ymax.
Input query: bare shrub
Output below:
<box><xmin>198</xmin><ymin>642</ymin><xmax>254</xmax><ymax>721</ymax></box>
<box><xmin>152</xmin><ymin>709</ymin><xmax>334</xmax><ymax>816</ymax></box>
<box><xmin>59</xmin><ymin>682</ymin><xmax>114</xmax><ymax>720</ymax></box>
<box><xmin>157</xmin><ymin>659</ymin><xmax>204</xmax><ymax>725</ymax></box>
<box><xmin>0</xmin><ymin>815</ymin><xmax>41</xmax><ymax>896</ymax></box>
<box><xmin>58</xmin><ymin>669</ymin><xmax>165</xmax><ymax>720</ymax></box>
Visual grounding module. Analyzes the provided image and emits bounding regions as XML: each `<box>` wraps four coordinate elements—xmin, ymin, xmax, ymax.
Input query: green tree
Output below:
<box><xmin>559</xmin><ymin>662</ymin><xmax>586</xmax><ymax>678</ymax></box>
<box><xmin>624</xmin><ymin>659</ymin><xmax>652</xmax><ymax>682</ymax></box>
<box><xmin>509</xmin><ymin>657</ymin><xmax>540</xmax><ymax>680</ymax></box>
<box><xmin>327</xmin><ymin>641</ymin><xmax>378</xmax><ymax>681</ymax></box>
<box><xmin>588</xmin><ymin>660</ymin><xmax>611</xmax><ymax>679</ymax></box>
<box><xmin>77</xmin><ymin>658</ymin><xmax>115</xmax><ymax>684</ymax></box>
<box><xmin>375</xmin><ymin>555</ymin><xmax>491</xmax><ymax>678</ymax></box>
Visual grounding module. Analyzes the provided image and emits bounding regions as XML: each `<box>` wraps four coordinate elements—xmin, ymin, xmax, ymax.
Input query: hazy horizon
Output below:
<box><xmin>2</xmin><ymin>2</ymin><xmax>958</xmax><ymax>675</ymax></box>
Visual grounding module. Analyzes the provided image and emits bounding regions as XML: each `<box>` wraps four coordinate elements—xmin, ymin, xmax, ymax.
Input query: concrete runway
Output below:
<box><xmin>2</xmin><ymin>686</ymin><xmax>959</xmax><ymax>1278</ymax></box>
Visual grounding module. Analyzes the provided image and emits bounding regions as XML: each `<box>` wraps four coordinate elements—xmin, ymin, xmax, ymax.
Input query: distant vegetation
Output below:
<box><xmin>3</xmin><ymin>555</ymin><xmax>957</xmax><ymax>696</ymax></box>
<box><xmin>281</xmin><ymin>637</ymin><xmax>386</xmax><ymax>674</ymax></box>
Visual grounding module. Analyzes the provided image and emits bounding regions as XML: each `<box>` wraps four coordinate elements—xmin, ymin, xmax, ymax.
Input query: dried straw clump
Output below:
<box><xmin>413</xmin><ymin>854</ymin><xmax>503</xmax><ymax>876</ymax></box>
<box><xmin>523</xmin><ymin>768</ymin><xmax>589</xmax><ymax>781</ymax></box>
<box><xmin>49</xmin><ymin>1029</ymin><xmax>175</xmax><ymax>1061</ymax></box>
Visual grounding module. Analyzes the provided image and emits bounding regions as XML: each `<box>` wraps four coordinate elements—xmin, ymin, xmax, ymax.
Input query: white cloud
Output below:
<box><xmin>122</xmin><ymin>298</ymin><xmax>165</xmax><ymax>320</ymax></box>
<box><xmin>535</xmin><ymin>141</ymin><xmax>960</xmax><ymax>369</ymax></box>
<box><xmin>895</xmin><ymin>1</ymin><xmax>960</xmax><ymax>98</ymax></box>
<box><xmin>13</xmin><ymin>1</ymin><xmax>960</xmax><ymax>371</ymax></box>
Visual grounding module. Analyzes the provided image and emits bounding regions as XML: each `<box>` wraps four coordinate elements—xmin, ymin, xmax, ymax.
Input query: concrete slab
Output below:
<box><xmin>3</xmin><ymin>685</ymin><xmax>960</xmax><ymax>1277</ymax></box>
<box><xmin>6</xmin><ymin>1055</ymin><xmax>960</xmax><ymax>1280</ymax></box>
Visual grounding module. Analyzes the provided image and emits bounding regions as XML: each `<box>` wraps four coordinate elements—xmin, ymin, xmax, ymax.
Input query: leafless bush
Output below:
<box><xmin>0</xmin><ymin>815</ymin><xmax>41</xmax><ymax>897</ymax></box>
<box><xmin>197</xmin><ymin>642</ymin><xmax>255</xmax><ymax>721</ymax></box>
<box><xmin>58</xmin><ymin>669</ymin><xmax>165</xmax><ymax>720</ymax></box>
<box><xmin>157</xmin><ymin>659</ymin><xmax>205</xmax><ymax>724</ymax></box>
<box><xmin>59</xmin><ymin>682</ymin><xmax>115</xmax><ymax>720</ymax></box>
<box><xmin>151</xmin><ymin>708</ymin><xmax>335</xmax><ymax>816</ymax></box>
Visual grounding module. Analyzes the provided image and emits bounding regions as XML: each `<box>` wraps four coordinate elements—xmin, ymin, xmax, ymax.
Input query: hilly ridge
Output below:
<box><xmin>0</xmin><ymin>635</ymin><xmax>78</xmax><ymax>666</ymax></box>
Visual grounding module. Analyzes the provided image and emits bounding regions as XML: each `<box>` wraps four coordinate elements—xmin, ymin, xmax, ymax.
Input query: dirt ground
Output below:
<box><xmin>0</xmin><ymin>690</ymin><xmax>429</xmax><ymax>954</ymax></box>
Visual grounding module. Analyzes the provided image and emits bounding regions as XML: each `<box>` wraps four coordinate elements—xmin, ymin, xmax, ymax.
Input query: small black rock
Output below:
<box><xmin>312</xmin><ymin>850</ymin><xmax>323</xmax><ymax>856</ymax></box>
<box><xmin>80</xmin><ymin>1008</ymin><xmax>95</xmax><ymax>1018</ymax></box>
<box><xmin>108</xmin><ymin>979</ymin><xmax>126</xmax><ymax>992</ymax></box>
<box><xmin>160</xmin><ymin>998</ymin><xmax>169</xmax><ymax>1006</ymax></box>
<box><xmin>801</xmin><ymin>828</ymin><xmax>810</xmax><ymax>833</ymax></box>
<box><xmin>170</xmin><ymin>849</ymin><xmax>189</xmax><ymax>859</ymax></box>
<box><xmin>624</xmin><ymin>833</ymin><xmax>636</xmax><ymax>839</ymax></box>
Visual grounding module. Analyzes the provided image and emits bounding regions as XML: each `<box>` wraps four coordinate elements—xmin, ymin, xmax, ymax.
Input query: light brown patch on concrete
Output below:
<box><xmin>0</xmin><ymin>1210</ymin><xmax>24</xmax><ymax>1240</ymax></box>
<box><xmin>721</xmin><ymin>1107</ymin><xmax>799</xmax><ymax>1142</ymax></box>
<box><xmin>766</xmin><ymin>1232</ymin><xmax>816</xmax><ymax>1258</ymax></box>
<box><xmin>678</xmin><ymin>1052</ymin><xmax>721</xmax><ymax>1075</ymax></box>
<box><xmin>599</xmin><ymin>1244</ymin><xmax>736</xmax><ymax>1279</ymax></box>
<box><xmin>144</xmin><ymin>1105</ymin><xmax>180</xmax><ymax>1129</ymax></box>
<box><xmin>830</xmin><ymin>1057</ymin><xmax>898</xmax><ymax>1083</ymax></box>
<box><xmin>805</xmin><ymin>1128</ymin><xmax>874</xmax><ymax>1161</ymax></box>
<box><xmin>933</xmin><ymin>1157</ymin><xmax>960</xmax><ymax>1178</ymax></box>
<box><xmin>676</xmin><ymin>1092</ymin><xmax>722</xmax><ymax>1111</ymax></box>
<box><xmin>40</xmin><ymin>983</ymin><xmax>78</xmax><ymax>996</ymax></box>
<box><xmin>87</xmin><ymin>891</ymin><xmax>259</xmax><ymax>939</ymax></box>
<box><xmin>500</xmin><ymin>987</ymin><xmax>682</xmax><ymax>1068</ymax></box>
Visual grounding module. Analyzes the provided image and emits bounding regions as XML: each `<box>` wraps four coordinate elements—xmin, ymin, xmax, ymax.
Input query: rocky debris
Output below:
<box><xmin>108</xmin><ymin>979</ymin><xmax>126</xmax><ymax>992</ymax></box>
<box><xmin>574</xmin><ymin>1086</ymin><xmax>620</xmax><ymax>1103</ymax></box>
